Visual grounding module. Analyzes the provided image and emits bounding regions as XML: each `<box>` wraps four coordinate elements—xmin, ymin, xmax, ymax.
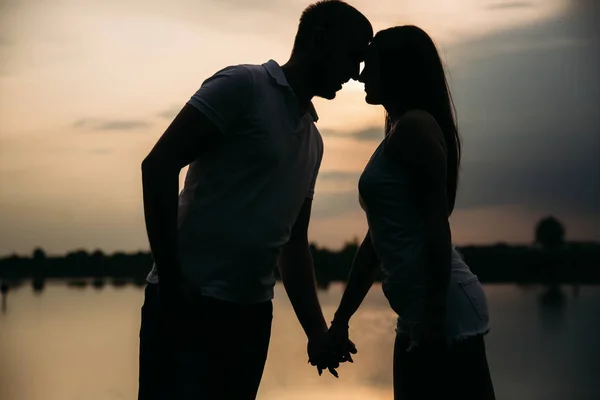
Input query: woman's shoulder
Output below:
<box><xmin>392</xmin><ymin>110</ymin><xmax>441</xmax><ymax>139</ymax></box>
<box><xmin>384</xmin><ymin>110</ymin><xmax>445</xmax><ymax>161</ymax></box>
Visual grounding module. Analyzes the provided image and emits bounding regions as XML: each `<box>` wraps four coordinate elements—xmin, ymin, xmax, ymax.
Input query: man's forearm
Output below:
<box><xmin>333</xmin><ymin>233</ymin><xmax>379</xmax><ymax>325</ymax></box>
<box><xmin>141</xmin><ymin>161</ymin><xmax>180</xmax><ymax>281</ymax></box>
<box><xmin>279</xmin><ymin>243</ymin><xmax>327</xmax><ymax>339</ymax></box>
<box><xmin>422</xmin><ymin>220</ymin><xmax>452</xmax><ymax>318</ymax></box>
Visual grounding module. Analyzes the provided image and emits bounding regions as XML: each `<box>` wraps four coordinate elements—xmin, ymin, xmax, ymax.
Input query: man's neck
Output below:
<box><xmin>280</xmin><ymin>58</ymin><xmax>314</xmax><ymax>115</ymax></box>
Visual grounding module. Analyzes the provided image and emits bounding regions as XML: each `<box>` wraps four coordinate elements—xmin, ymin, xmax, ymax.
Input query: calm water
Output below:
<box><xmin>0</xmin><ymin>282</ymin><xmax>599</xmax><ymax>400</ymax></box>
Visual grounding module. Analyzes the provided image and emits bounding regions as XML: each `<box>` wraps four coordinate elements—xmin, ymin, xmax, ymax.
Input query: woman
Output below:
<box><xmin>325</xmin><ymin>26</ymin><xmax>496</xmax><ymax>399</ymax></box>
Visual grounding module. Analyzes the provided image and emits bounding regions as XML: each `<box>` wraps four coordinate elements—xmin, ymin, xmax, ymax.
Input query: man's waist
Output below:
<box><xmin>147</xmin><ymin>262</ymin><xmax>278</xmax><ymax>304</ymax></box>
<box><xmin>195</xmin><ymin>284</ymin><xmax>275</xmax><ymax>304</ymax></box>
<box><xmin>145</xmin><ymin>281</ymin><xmax>274</xmax><ymax>311</ymax></box>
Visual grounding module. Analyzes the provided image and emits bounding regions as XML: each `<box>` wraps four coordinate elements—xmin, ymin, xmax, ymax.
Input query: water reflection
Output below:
<box><xmin>259</xmin><ymin>386</ymin><xmax>391</xmax><ymax>400</ymax></box>
<box><xmin>1</xmin><ymin>281</ymin><xmax>8</xmax><ymax>313</ymax></box>
<box><xmin>538</xmin><ymin>285</ymin><xmax>567</xmax><ymax>331</ymax></box>
<box><xmin>0</xmin><ymin>278</ymin><xmax>150</xmax><ymax>314</ymax></box>
<box><xmin>572</xmin><ymin>284</ymin><xmax>580</xmax><ymax>299</ymax></box>
<box><xmin>0</xmin><ymin>283</ymin><xmax>599</xmax><ymax>400</ymax></box>
<box><xmin>66</xmin><ymin>280</ymin><xmax>87</xmax><ymax>289</ymax></box>
<box><xmin>31</xmin><ymin>277</ymin><xmax>45</xmax><ymax>295</ymax></box>
<box><xmin>0</xmin><ymin>279</ymin><xmax>587</xmax><ymax>327</ymax></box>
<box><xmin>91</xmin><ymin>278</ymin><xmax>106</xmax><ymax>289</ymax></box>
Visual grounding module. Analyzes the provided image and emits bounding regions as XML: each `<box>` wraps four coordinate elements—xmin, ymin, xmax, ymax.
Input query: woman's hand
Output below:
<box><xmin>307</xmin><ymin>330</ymin><xmax>340</xmax><ymax>377</ymax></box>
<box><xmin>327</xmin><ymin>321</ymin><xmax>357</xmax><ymax>364</ymax></box>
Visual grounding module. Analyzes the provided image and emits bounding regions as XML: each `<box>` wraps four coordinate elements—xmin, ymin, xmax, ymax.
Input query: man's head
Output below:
<box><xmin>290</xmin><ymin>1</ymin><xmax>373</xmax><ymax>100</ymax></box>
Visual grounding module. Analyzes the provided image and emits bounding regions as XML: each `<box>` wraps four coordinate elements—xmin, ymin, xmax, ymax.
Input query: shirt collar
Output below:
<box><xmin>263</xmin><ymin>59</ymin><xmax>319</xmax><ymax>122</ymax></box>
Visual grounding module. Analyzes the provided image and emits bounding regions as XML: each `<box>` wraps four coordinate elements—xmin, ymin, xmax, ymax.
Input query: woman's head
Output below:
<box><xmin>360</xmin><ymin>25</ymin><xmax>462</xmax><ymax>213</ymax></box>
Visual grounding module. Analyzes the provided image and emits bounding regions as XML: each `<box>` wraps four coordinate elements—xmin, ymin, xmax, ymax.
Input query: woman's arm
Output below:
<box><xmin>383</xmin><ymin>110</ymin><xmax>452</xmax><ymax>335</ymax></box>
<box><xmin>332</xmin><ymin>231</ymin><xmax>380</xmax><ymax>325</ymax></box>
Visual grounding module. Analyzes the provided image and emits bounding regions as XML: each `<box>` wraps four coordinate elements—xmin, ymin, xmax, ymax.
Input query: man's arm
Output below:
<box><xmin>141</xmin><ymin>105</ymin><xmax>222</xmax><ymax>286</ymax></box>
<box><xmin>332</xmin><ymin>231</ymin><xmax>380</xmax><ymax>325</ymax></box>
<box><xmin>384</xmin><ymin>111</ymin><xmax>452</xmax><ymax>329</ymax></box>
<box><xmin>141</xmin><ymin>65</ymin><xmax>253</xmax><ymax>294</ymax></box>
<box><xmin>278</xmin><ymin>198</ymin><xmax>328</xmax><ymax>339</ymax></box>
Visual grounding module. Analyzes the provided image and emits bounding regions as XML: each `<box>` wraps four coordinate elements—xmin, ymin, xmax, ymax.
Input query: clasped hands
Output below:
<box><xmin>307</xmin><ymin>321</ymin><xmax>357</xmax><ymax>378</ymax></box>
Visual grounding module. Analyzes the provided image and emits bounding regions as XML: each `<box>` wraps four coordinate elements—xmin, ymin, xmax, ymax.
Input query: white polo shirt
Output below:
<box><xmin>147</xmin><ymin>60</ymin><xmax>324</xmax><ymax>304</ymax></box>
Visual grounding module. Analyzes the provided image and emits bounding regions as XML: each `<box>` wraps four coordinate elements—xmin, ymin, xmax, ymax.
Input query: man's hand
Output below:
<box><xmin>157</xmin><ymin>279</ymin><xmax>183</xmax><ymax>310</ymax></box>
<box><xmin>308</xmin><ymin>330</ymin><xmax>340</xmax><ymax>378</ymax></box>
<box><xmin>157</xmin><ymin>270</ymin><xmax>193</xmax><ymax>312</ymax></box>
<box><xmin>307</xmin><ymin>324</ymin><xmax>358</xmax><ymax>378</ymax></box>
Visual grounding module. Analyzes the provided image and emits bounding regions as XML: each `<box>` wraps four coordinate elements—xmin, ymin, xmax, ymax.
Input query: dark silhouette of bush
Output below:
<box><xmin>535</xmin><ymin>216</ymin><xmax>566</xmax><ymax>249</ymax></box>
<box><xmin>1</xmin><ymin>218</ymin><xmax>599</xmax><ymax>286</ymax></box>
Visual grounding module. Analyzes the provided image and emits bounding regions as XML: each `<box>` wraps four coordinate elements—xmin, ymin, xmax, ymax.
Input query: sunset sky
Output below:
<box><xmin>0</xmin><ymin>0</ymin><xmax>598</xmax><ymax>256</ymax></box>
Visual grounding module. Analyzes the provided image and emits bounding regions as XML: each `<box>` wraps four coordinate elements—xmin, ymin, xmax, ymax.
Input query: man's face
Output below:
<box><xmin>312</xmin><ymin>29</ymin><xmax>371</xmax><ymax>100</ymax></box>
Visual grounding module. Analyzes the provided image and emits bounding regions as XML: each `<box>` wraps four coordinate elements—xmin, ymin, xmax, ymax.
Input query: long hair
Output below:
<box><xmin>374</xmin><ymin>26</ymin><xmax>461</xmax><ymax>214</ymax></box>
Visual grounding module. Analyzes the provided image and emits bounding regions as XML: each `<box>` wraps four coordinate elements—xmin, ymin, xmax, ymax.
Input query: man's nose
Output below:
<box><xmin>349</xmin><ymin>63</ymin><xmax>362</xmax><ymax>81</ymax></box>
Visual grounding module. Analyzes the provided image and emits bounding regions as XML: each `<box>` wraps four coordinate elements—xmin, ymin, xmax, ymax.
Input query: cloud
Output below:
<box><xmin>443</xmin><ymin>0</ymin><xmax>600</xmax><ymax>215</ymax></box>
<box><xmin>89</xmin><ymin>148</ymin><xmax>113</xmax><ymax>154</ymax></box>
<box><xmin>157</xmin><ymin>105</ymin><xmax>181</xmax><ymax>120</ymax></box>
<box><xmin>73</xmin><ymin>118</ymin><xmax>151</xmax><ymax>131</ymax></box>
<box><xmin>312</xmin><ymin>190</ymin><xmax>361</xmax><ymax>219</ymax></box>
<box><xmin>322</xmin><ymin>126</ymin><xmax>384</xmax><ymax>141</ymax></box>
<box><xmin>457</xmin><ymin>153</ymin><xmax>600</xmax><ymax>214</ymax></box>
<box><xmin>451</xmin><ymin>0</ymin><xmax>599</xmax><ymax>60</ymax></box>
<box><xmin>208</xmin><ymin>0</ymin><xmax>282</xmax><ymax>11</ymax></box>
<box><xmin>0</xmin><ymin>37</ymin><xmax>14</xmax><ymax>76</ymax></box>
<box><xmin>487</xmin><ymin>1</ymin><xmax>534</xmax><ymax>10</ymax></box>
<box><xmin>318</xmin><ymin>171</ymin><xmax>360</xmax><ymax>181</ymax></box>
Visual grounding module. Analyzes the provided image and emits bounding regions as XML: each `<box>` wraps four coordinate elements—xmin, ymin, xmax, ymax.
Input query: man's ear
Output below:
<box><xmin>310</xmin><ymin>26</ymin><xmax>327</xmax><ymax>57</ymax></box>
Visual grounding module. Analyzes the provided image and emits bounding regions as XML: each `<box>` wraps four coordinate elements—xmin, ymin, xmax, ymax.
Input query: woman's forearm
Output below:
<box><xmin>333</xmin><ymin>231</ymin><xmax>380</xmax><ymax>325</ymax></box>
<box><xmin>422</xmin><ymin>220</ymin><xmax>452</xmax><ymax>319</ymax></box>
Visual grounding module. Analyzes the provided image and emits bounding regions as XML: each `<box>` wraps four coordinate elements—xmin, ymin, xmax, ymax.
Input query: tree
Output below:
<box><xmin>32</xmin><ymin>248</ymin><xmax>46</xmax><ymax>260</ymax></box>
<box><xmin>91</xmin><ymin>249</ymin><xmax>105</xmax><ymax>259</ymax></box>
<box><xmin>535</xmin><ymin>216</ymin><xmax>566</xmax><ymax>249</ymax></box>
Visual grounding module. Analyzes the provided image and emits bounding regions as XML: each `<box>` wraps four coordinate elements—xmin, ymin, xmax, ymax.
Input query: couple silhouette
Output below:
<box><xmin>139</xmin><ymin>1</ymin><xmax>495</xmax><ymax>399</ymax></box>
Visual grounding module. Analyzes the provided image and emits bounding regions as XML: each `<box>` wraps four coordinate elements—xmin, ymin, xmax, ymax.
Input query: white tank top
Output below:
<box><xmin>359</xmin><ymin>139</ymin><xmax>490</xmax><ymax>342</ymax></box>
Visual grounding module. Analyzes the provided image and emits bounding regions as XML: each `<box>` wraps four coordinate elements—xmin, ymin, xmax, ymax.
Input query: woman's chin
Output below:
<box><xmin>364</xmin><ymin>93</ymin><xmax>379</xmax><ymax>105</ymax></box>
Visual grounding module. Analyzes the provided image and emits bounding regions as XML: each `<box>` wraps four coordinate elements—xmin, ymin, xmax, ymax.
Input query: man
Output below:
<box><xmin>139</xmin><ymin>1</ymin><xmax>373</xmax><ymax>398</ymax></box>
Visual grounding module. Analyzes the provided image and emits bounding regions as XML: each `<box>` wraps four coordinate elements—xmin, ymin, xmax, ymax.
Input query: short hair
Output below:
<box><xmin>292</xmin><ymin>0</ymin><xmax>372</xmax><ymax>55</ymax></box>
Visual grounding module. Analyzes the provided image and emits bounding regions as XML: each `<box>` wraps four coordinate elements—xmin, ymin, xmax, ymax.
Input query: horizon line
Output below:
<box><xmin>2</xmin><ymin>239</ymin><xmax>600</xmax><ymax>259</ymax></box>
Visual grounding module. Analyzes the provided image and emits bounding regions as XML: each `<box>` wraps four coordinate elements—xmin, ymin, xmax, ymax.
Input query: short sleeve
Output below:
<box><xmin>306</xmin><ymin>134</ymin><xmax>324</xmax><ymax>199</ymax></box>
<box><xmin>187</xmin><ymin>65</ymin><xmax>254</xmax><ymax>135</ymax></box>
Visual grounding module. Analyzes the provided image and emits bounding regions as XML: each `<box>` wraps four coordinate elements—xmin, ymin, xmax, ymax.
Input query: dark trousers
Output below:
<box><xmin>138</xmin><ymin>283</ymin><xmax>273</xmax><ymax>400</ymax></box>
<box><xmin>394</xmin><ymin>334</ymin><xmax>496</xmax><ymax>400</ymax></box>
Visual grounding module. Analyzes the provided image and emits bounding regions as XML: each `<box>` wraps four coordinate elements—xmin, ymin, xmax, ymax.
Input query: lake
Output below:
<box><xmin>0</xmin><ymin>282</ymin><xmax>599</xmax><ymax>400</ymax></box>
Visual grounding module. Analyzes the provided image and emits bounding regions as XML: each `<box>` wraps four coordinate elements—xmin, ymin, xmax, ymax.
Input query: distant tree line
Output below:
<box><xmin>1</xmin><ymin>216</ymin><xmax>599</xmax><ymax>287</ymax></box>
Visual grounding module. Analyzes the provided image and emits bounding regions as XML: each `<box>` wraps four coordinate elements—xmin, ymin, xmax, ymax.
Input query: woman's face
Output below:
<box><xmin>358</xmin><ymin>44</ymin><xmax>384</xmax><ymax>105</ymax></box>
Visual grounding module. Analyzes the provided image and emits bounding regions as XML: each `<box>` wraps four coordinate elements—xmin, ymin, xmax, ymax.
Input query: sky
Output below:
<box><xmin>0</xmin><ymin>0</ymin><xmax>598</xmax><ymax>256</ymax></box>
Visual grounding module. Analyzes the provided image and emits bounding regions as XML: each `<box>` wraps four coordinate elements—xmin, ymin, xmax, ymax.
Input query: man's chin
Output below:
<box><xmin>315</xmin><ymin>90</ymin><xmax>337</xmax><ymax>100</ymax></box>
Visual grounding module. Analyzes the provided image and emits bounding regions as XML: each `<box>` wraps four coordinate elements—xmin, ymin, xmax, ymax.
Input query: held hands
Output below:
<box><xmin>307</xmin><ymin>321</ymin><xmax>357</xmax><ymax>378</ymax></box>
